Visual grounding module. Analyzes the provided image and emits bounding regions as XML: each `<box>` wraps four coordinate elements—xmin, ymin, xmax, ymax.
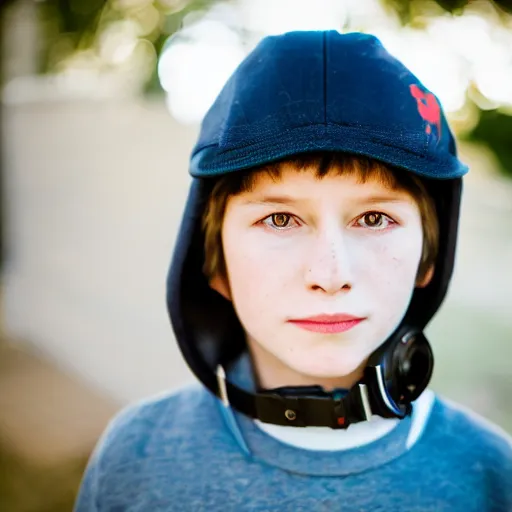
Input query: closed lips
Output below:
<box><xmin>289</xmin><ymin>314</ymin><xmax>365</xmax><ymax>323</ymax></box>
<box><xmin>287</xmin><ymin>314</ymin><xmax>366</xmax><ymax>334</ymax></box>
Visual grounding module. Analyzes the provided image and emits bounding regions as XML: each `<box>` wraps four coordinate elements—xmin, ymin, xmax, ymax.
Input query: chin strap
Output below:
<box><xmin>216</xmin><ymin>365</ymin><xmax>411</xmax><ymax>429</ymax></box>
<box><xmin>215</xmin><ymin>327</ymin><xmax>432</xmax><ymax>429</ymax></box>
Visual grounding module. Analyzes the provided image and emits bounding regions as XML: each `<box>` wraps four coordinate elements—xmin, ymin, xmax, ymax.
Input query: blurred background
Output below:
<box><xmin>0</xmin><ymin>0</ymin><xmax>511</xmax><ymax>510</ymax></box>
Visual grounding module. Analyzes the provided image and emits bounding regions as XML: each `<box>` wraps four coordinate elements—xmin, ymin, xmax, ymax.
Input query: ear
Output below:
<box><xmin>209</xmin><ymin>273</ymin><xmax>232</xmax><ymax>301</ymax></box>
<box><xmin>416</xmin><ymin>265</ymin><xmax>434</xmax><ymax>288</ymax></box>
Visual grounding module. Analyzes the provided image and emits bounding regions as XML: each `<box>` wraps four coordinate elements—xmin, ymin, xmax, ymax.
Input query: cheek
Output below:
<box><xmin>223</xmin><ymin>229</ymin><xmax>298</xmax><ymax>307</ymax></box>
<box><xmin>352</xmin><ymin>231</ymin><xmax>423</xmax><ymax>289</ymax></box>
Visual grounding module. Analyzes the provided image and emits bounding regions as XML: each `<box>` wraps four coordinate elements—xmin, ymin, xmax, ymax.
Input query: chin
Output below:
<box><xmin>285</xmin><ymin>352</ymin><xmax>365</xmax><ymax>381</ymax></box>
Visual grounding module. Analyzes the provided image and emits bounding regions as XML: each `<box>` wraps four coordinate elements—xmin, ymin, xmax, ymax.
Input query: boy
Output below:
<box><xmin>74</xmin><ymin>31</ymin><xmax>512</xmax><ymax>511</ymax></box>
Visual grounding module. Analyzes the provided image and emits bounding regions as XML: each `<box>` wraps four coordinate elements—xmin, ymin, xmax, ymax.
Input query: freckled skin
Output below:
<box><xmin>212</xmin><ymin>168</ymin><xmax>429</xmax><ymax>390</ymax></box>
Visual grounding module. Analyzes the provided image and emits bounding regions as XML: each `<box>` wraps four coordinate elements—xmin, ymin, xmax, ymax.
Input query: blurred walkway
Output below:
<box><xmin>0</xmin><ymin>336</ymin><xmax>119</xmax><ymax>512</ymax></box>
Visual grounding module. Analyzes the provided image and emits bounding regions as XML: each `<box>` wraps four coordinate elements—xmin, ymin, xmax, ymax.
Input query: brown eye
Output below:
<box><xmin>356</xmin><ymin>212</ymin><xmax>395</xmax><ymax>230</ymax></box>
<box><xmin>364</xmin><ymin>212</ymin><xmax>383</xmax><ymax>227</ymax></box>
<box><xmin>272</xmin><ymin>213</ymin><xmax>291</xmax><ymax>228</ymax></box>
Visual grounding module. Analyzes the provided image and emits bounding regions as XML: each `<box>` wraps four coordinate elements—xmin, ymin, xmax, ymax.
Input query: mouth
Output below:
<box><xmin>288</xmin><ymin>314</ymin><xmax>366</xmax><ymax>334</ymax></box>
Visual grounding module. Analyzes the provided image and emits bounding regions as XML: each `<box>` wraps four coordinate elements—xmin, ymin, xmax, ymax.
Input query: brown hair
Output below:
<box><xmin>201</xmin><ymin>152</ymin><xmax>438</xmax><ymax>285</ymax></box>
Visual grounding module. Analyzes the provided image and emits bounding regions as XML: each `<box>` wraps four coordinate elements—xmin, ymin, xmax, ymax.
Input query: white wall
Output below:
<box><xmin>2</xmin><ymin>94</ymin><xmax>512</xmax><ymax>426</ymax></box>
<box><xmin>2</xmin><ymin>96</ymin><xmax>198</xmax><ymax>403</ymax></box>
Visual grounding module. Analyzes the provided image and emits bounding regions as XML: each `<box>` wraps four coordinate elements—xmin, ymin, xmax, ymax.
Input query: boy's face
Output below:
<box><xmin>211</xmin><ymin>164</ymin><xmax>432</xmax><ymax>390</ymax></box>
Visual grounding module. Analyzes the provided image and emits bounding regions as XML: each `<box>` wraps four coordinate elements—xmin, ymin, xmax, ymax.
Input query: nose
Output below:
<box><xmin>304</xmin><ymin>227</ymin><xmax>354</xmax><ymax>295</ymax></box>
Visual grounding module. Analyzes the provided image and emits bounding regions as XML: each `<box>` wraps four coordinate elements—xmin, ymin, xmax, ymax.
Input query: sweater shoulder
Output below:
<box><xmin>425</xmin><ymin>394</ymin><xmax>512</xmax><ymax>505</ymax></box>
<box><xmin>94</xmin><ymin>383</ymin><xmax>220</xmax><ymax>470</ymax></box>
<box><xmin>431</xmin><ymin>395</ymin><xmax>512</xmax><ymax>460</ymax></box>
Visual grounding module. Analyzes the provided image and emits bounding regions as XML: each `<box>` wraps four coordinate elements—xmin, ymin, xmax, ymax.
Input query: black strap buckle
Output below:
<box><xmin>218</xmin><ymin>366</ymin><xmax>375</xmax><ymax>429</ymax></box>
<box><xmin>255</xmin><ymin>387</ymin><xmax>353</xmax><ymax>429</ymax></box>
<box><xmin>255</xmin><ymin>392</ymin><xmax>308</xmax><ymax>427</ymax></box>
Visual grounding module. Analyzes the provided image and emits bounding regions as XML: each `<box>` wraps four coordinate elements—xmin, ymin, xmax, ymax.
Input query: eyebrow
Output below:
<box><xmin>241</xmin><ymin>194</ymin><xmax>410</xmax><ymax>206</ymax></box>
<box><xmin>241</xmin><ymin>195</ymin><xmax>303</xmax><ymax>206</ymax></box>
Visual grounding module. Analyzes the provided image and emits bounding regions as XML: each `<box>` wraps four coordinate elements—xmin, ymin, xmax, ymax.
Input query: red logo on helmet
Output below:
<box><xmin>409</xmin><ymin>84</ymin><xmax>442</xmax><ymax>141</ymax></box>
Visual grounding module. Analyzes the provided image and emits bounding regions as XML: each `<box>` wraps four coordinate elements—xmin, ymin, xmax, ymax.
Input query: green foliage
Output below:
<box><xmin>465</xmin><ymin>109</ymin><xmax>512</xmax><ymax>178</ymax></box>
<box><xmin>38</xmin><ymin>0</ymin><xmax>216</xmax><ymax>78</ymax></box>
<box><xmin>380</xmin><ymin>0</ymin><xmax>512</xmax><ymax>24</ymax></box>
<box><xmin>55</xmin><ymin>0</ymin><xmax>106</xmax><ymax>33</ymax></box>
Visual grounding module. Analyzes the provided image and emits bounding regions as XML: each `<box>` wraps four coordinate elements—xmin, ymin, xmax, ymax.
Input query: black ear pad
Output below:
<box><xmin>396</xmin><ymin>331</ymin><xmax>434</xmax><ymax>402</ymax></box>
<box><xmin>385</xmin><ymin>330</ymin><xmax>434</xmax><ymax>405</ymax></box>
<box><xmin>366</xmin><ymin>327</ymin><xmax>434</xmax><ymax>418</ymax></box>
